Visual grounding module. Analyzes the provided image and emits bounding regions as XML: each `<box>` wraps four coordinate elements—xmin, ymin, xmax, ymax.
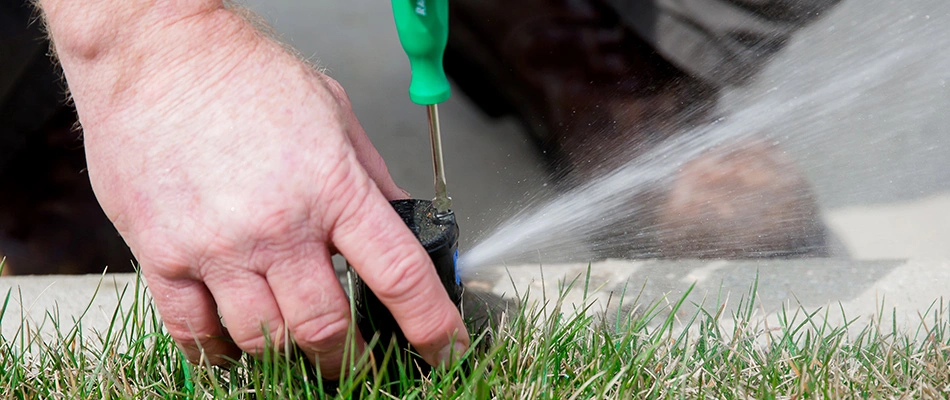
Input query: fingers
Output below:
<box><xmin>202</xmin><ymin>268</ymin><xmax>287</xmax><ymax>359</ymax></box>
<box><xmin>331</xmin><ymin>188</ymin><xmax>470</xmax><ymax>367</ymax></box>
<box><xmin>265</xmin><ymin>243</ymin><xmax>364</xmax><ymax>379</ymax></box>
<box><xmin>143</xmin><ymin>270</ymin><xmax>240</xmax><ymax>365</ymax></box>
<box><xmin>148</xmin><ymin>245</ymin><xmax>362</xmax><ymax>379</ymax></box>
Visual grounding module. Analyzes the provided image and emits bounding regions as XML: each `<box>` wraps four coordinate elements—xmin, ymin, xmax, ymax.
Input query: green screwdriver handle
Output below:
<box><xmin>392</xmin><ymin>0</ymin><xmax>451</xmax><ymax>105</ymax></box>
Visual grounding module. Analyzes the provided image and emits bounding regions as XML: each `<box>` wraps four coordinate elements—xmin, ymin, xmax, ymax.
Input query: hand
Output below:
<box><xmin>40</xmin><ymin>2</ymin><xmax>469</xmax><ymax>378</ymax></box>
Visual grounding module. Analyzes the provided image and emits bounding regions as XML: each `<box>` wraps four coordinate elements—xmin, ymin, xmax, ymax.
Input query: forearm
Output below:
<box><xmin>36</xmin><ymin>0</ymin><xmax>272</xmax><ymax>125</ymax></box>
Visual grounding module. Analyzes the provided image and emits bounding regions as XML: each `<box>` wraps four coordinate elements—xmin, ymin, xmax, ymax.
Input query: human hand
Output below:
<box><xmin>39</xmin><ymin>2</ymin><xmax>469</xmax><ymax>378</ymax></box>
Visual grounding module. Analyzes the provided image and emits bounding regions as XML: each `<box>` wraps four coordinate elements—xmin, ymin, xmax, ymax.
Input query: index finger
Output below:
<box><xmin>330</xmin><ymin>185</ymin><xmax>469</xmax><ymax>367</ymax></box>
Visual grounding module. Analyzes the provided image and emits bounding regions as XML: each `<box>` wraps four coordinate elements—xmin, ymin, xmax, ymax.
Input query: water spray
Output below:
<box><xmin>458</xmin><ymin>3</ymin><xmax>950</xmax><ymax>272</ymax></box>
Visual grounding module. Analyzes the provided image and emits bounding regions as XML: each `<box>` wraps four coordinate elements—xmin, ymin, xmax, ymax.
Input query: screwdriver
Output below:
<box><xmin>350</xmin><ymin>3</ymin><xmax>463</xmax><ymax>388</ymax></box>
<box><xmin>392</xmin><ymin>0</ymin><xmax>452</xmax><ymax>214</ymax></box>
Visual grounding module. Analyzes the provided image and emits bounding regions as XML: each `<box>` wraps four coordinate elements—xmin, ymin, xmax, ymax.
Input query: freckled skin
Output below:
<box><xmin>37</xmin><ymin>0</ymin><xmax>469</xmax><ymax>377</ymax></box>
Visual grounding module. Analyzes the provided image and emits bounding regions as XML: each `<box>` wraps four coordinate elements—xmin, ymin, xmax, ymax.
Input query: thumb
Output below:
<box><xmin>330</xmin><ymin>179</ymin><xmax>469</xmax><ymax>366</ymax></box>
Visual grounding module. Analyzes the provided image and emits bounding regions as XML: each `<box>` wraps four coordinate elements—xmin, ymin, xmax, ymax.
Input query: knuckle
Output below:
<box><xmin>370</xmin><ymin>248</ymin><xmax>432</xmax><ymax>305</ymax></box>
<box><xmin>291</xmin><ymin>313</ymin><xmax>350</xmax><ymax>352</ymax></box>
<box><xmin>196</xmin><ymin>210</ymin><xmax>312</xmax><ymax>277</ymax></box>
<box><xmin>231</xmin><ymin>330</ymin><xmax>278</xmax><ymax>355</ymax></box>
<box><xmin>323</xmin><ymin>155</ymin><xmax>361</xmax><ymax>195</ymax></box>
<box><xmin>325</xmin><ymin>175</ymin><xmax>373</xmax><ymax>232</ymax></box>
<box><xmin>165</xmin><ymin>324</ymin><xmax>203</xmax><ymax>347</ymax></box>
<box><xmin>148</xmin><ymin>258</ymin><xmax>195</xmax><ymax>280</ymax></box>
<box><xmin>245</xmin><ymin>211</ymin><xmax>307</xmax><ymax>256</ymax></box>
<box><xmin>135</xmin><ymin>233</ymin><xmax>197</xmax><ymax>279</ymax></box>
<box><xmin>321</xmin><ymin>75</ymin><xmax>352</xmax><ymax>107</ymax></box>
<box><xmin>229</xmin><ymin>319</ymin><xmax>288</xmax><ymax>354</ymax></box>
<box><xmin>404</xmin><ymin>305</ymin><xmax>459</xmax><ymax>348</ymax></box>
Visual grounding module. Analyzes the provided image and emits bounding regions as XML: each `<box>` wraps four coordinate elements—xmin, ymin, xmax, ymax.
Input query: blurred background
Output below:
<box><xmin>241</xmin><ymin>0</ymin><xmax>949</xmax><ymax>260</ymax></box>
<box><xmin>1</xmin><ymin>0</ymin><xmax>948</xmax><ymax>276</ymax></box>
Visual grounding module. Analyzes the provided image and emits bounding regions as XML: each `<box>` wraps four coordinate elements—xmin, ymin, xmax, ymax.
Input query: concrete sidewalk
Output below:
<box><xmin>3</xmin><ymin>259</ymin><xmax>947</xmax><ymax>341</ymax></box>
<box><xmin>467</xmin><ymin>259</ymin><xmax>950</xmax><ymax>333</ymax></box>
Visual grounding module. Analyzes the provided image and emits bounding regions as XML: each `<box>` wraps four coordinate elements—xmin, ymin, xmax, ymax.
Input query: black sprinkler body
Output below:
<box><xmin>353</xmin><ymin>199</ymin><xmax>462</xmax><ymax>375</ymax></box>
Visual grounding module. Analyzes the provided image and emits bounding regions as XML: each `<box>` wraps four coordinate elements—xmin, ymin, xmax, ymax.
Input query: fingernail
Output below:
<box><xmin>399</xmin><ymin>187</ymin><xmax>412</xmax><ymax>199</ymax></box>
<box><xmin>436</xmin><ymin>342</ymin><xmax>469</xmax><ymax>365</ymax></box>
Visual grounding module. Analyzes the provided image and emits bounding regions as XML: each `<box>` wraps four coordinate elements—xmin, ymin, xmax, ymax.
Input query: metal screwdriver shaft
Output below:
<box><xmin>426</xmin><ymin>104</ymin><xmax>451</xmax><ymax>213</ymax></box>
<box><xmin>392</xmin><ymin>0</ymin><xmax>452</xmax><ymax>213</ymax></box>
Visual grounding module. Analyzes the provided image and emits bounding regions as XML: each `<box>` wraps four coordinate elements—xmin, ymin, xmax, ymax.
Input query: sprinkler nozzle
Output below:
<box><xmin>351</xmin><ymin>199</ymin><xmax>461</xmax><ymax>388</ymax></box>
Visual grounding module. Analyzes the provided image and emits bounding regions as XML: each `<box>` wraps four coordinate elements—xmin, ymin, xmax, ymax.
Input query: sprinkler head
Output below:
<box><xmin>352</xmin><ymin>199</ymin><xmax>461</xmax><ymax>380</ymax></box>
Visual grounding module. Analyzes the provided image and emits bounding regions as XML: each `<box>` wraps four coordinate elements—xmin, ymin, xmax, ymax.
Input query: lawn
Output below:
<box><xmin>2</xmin><ymin>269</ymin><xmax>949</xmax><ymax>399</ymax></box>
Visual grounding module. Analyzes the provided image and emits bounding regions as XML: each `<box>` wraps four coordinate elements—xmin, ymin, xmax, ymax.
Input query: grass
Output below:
<box><xmin>1</xmin><ymin>267</ymin><xmax>950</xmax><ymax>399</ymax></box>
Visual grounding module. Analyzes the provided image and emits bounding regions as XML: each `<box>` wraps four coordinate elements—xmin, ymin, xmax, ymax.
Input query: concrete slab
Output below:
<box><xmin>3</xmin><ymin>259</ymin><xmax>947</xmax><ymax>342</ymax></box>
<box><xmin>467</xmin><ymin>259</ymin><xmax>950</xmax><ymax>334</ymax></box>
<box><xmin>824</xmin><ymin>193</ymin><xmax>950</xmax><ymax>259</ymax></box>
<box><xmin>0</xmin><ymin>273</ymin><xmax>139</xmax><ymax>341</ymax></box>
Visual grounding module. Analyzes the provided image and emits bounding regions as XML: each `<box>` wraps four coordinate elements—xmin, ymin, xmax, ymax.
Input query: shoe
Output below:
<box><xmin>445</xmin><ymin>0</ymin><xmax>829</xmax><ymax>258</ymax></box>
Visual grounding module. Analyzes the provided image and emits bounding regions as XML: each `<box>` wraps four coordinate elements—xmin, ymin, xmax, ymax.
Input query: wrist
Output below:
<box><xmin>41</xmin><ymin>1</ymin><xmax>267</xmax><ymax>118</ymax></box>
<box><xmin>40</xmin><ymin>0</ymin><xmax>226</xmax><ymax>62</ymax></box>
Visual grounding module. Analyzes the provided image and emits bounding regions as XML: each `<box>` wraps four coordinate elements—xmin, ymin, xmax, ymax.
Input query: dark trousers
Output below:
<box><xmin>604</xmin><ymin>0</ymin><xmax>841</xmax><ymax>86</ymax></box>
